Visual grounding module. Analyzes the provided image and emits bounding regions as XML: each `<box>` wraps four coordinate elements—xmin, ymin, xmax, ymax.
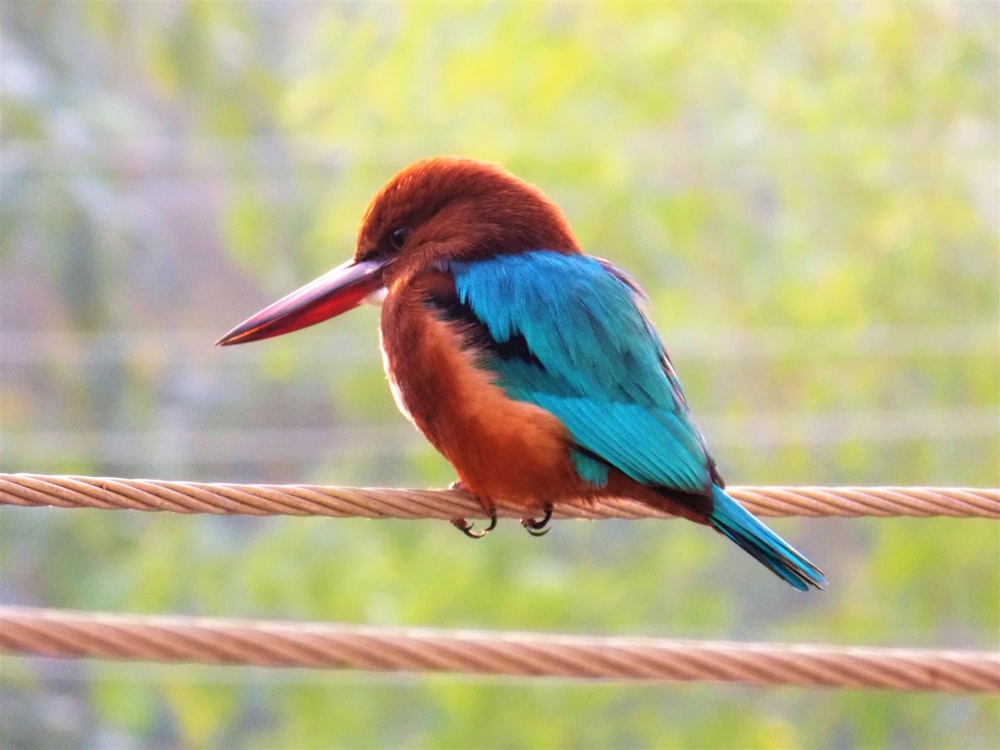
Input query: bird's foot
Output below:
<box><xmin>449</xmin><ymin>481</ymin><xmax>497</xmax><ymax>538</ymax></box>
<box><xmin>520</xmin><ymin>504</ymin><xmax>553</xmax><ymax>537</ymax></box>
<box><xmin>451</xmin><ymin>510</ymin><xmax>497</xmax><ymax>539</ymax></box>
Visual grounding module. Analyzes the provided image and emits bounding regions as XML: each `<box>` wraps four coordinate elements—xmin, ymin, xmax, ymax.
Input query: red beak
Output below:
<box><xmin>216</xmin><ymin>258</ymin><xmax>386</xmax><ymax>346</ymax></box>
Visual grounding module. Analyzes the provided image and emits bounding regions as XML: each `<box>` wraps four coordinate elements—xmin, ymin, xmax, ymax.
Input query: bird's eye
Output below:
<box><xmin>389</xmin><ymin>226</ymin><xmax>410</xmax><ymax>250</ymax></box>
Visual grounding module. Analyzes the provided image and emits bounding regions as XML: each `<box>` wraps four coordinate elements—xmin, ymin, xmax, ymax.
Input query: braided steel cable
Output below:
<box><xmin>1</xmin><ymin>607</ymin><xmax>996</xmax><ymax>693</ymax></box>
<box><xmin>1</xmin><ymin>474</ymin><xmax>998</xmax><ymax>519</ymax></box>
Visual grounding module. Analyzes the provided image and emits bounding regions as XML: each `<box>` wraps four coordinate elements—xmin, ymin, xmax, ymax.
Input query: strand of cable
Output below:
<box><xmin>1</xmin><ymin>607</ymin><xmax>995</xmax><ymax>693</ymax></box>
<box><xmin>1</xmin><ymin>473</ymin><xmax>997</xmax><ymax>520</ymax></box>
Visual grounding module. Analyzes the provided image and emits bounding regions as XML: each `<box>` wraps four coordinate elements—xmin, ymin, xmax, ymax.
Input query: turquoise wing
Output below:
<box><xmin>448</xmin><ymin>251</ymin><xmax>714</xmax><ymax>494</ymax></box>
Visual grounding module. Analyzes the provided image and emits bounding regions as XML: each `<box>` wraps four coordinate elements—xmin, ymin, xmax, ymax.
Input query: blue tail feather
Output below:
<box><xmin>708</xmin><ymin>485</ymin><xmax>826</xmax><ymax>591</ymax></box>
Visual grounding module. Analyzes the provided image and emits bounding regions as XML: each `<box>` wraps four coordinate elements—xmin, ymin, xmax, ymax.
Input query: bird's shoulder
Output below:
<box><xmin>439</xmin><ymin>251</ymin><xmax>665</xmax><ymax>396</ymax></box>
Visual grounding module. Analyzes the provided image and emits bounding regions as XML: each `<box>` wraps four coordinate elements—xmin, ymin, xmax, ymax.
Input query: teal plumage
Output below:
<box><xmin>450</xmin><ymin>250</ymin><xmax>826</xmax><ymax>591</ymax></box>
<box><xmin>708</xmin><ymin>485</ymin><xmax>826</xmax><ymax>591</ymax></box>
<box><xmin>451</xmin><ymin>251</ymin><xmax>711</xmax><ymax>492</ymax></box>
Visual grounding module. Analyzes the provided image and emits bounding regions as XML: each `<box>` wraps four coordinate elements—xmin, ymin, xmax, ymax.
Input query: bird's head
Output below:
<box><xmin>217</xmin><ymin>156</ymin><xmax>579</xmax><ymax>346</ymax></box>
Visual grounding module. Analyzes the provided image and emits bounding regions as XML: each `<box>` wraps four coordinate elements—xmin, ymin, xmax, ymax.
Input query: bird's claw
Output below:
<box><xmin>521</xmin><ymin>504</ymin><xmax>553</xmax><ymax>537</ymax></box>
<box><xmin>451</xmin><ymin>511</ymin><xmax>498</xmax><ymax>539</ymax></box>
<box><xmin>448</xmin><ymin>480</ymin><xmax>498</xmax><ymax>538</ymax></box>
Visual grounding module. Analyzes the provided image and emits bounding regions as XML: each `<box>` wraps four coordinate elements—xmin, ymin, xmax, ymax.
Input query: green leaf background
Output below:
<box><xmin>1</xmin><ymin>1</ymin><xmax>997</xmax><ymax>748</ymax></box>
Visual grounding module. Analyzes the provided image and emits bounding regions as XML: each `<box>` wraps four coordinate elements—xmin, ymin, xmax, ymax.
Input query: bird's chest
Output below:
<box><xmin>377</xmin><ymin>282</ymin><xmax>580</xmax><ymax>504</ymax></box>
<box><xmin>377</xmin><ymin>289</ymin><xmax>493</xmax><ymax>442</ymax></box>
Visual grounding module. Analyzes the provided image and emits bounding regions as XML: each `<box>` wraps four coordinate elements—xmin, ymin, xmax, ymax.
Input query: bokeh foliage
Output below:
<box><xmin>1</xmin><ymin>1</ymin><xmax>997</xmax><ymax>748</ymax></box>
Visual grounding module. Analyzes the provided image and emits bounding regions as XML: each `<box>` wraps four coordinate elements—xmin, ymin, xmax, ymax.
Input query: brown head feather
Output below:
<box><xmin>356</xmin><ymin>156</ymin><xmax>580</xmax><ymax>288</ymax></box>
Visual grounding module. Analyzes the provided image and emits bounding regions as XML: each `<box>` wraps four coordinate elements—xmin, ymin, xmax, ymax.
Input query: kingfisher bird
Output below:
<box><xmin>217</xmin><ymin>156</ymin><xmax>826</xmax><ymax>591</ymax></box>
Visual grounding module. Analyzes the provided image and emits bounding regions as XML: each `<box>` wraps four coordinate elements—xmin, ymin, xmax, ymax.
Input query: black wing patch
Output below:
<box><xmin>423</xmin><ymin>284</ymin><xmax>545</xmax><ymax>370</ymax></box>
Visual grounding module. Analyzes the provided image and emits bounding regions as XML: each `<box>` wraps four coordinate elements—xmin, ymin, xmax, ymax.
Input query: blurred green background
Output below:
<box><xmin>1</xmin><ymin>1</ymin><xmax>997</xmax><ymax>748</ymax></box>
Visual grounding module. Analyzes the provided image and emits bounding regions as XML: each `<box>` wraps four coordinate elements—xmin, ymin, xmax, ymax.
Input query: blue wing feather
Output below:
<box><xmin>449</xmin><ymin>251</ymin><xmax>712</xmax><ymax>493</ymax></box>
<box><xmin>445</xmin><ymin>251</ymin><xmax>826</xmax><ymax>590</ymax></box>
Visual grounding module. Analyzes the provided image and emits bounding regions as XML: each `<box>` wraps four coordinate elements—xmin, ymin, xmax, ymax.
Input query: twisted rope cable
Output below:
<box><xmin>1</xmin><ymin>607</ymin><xmax>996</xmax><ymax>693</ymax></box>
<box><xmin>1</xmin><ymin>473</ymin><xmax>997</xmax><ymax>519</ymax></box>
